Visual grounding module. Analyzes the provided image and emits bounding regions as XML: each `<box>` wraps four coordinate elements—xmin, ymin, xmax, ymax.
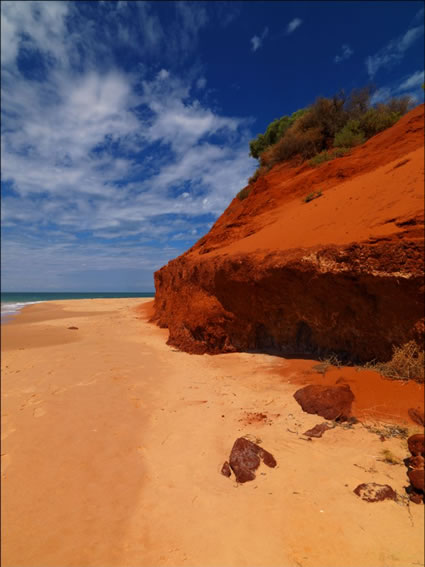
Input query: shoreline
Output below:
<box><xmin>1</xmin><ymin>298</ymin><xmax>424</xmax><ymax>566</ymax></box>
<box><xmin>1</xmin><ymin>293</ymin><xmax>154</xmax><ymax>324</ymax></box>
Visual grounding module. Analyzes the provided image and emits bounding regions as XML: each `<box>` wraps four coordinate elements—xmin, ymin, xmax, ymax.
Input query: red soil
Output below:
<box><xmin>276</xmin><ymin>361</ymin><xmax>424</xmax><ymax>426</ymax></box>
<box><xmin>153</xmin><ymin>105</ymin><xmax>424</xmax><ymax>363</ymax></box>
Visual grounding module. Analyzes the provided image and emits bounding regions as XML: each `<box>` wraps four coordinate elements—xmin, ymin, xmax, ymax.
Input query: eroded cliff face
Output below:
<box><xmin>153</xmin><ymin>105</ymin><xmax>425</xmax><ymax>362</ymax></box>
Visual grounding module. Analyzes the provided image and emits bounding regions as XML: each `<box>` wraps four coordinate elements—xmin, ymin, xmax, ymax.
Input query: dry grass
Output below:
<box><xmin>312</xmin><ymin>354</ymin><xmax>343</xmax><ymax>374</ymax></box>
<box><xmin>363</xmin><ymin>341</ymin><xmax>424</xmax><ymax>383</ymax></box>
<box><xmin>379</xmin><ymin>449</ymin><xmax>403</xmax><ymax>466</ymax></box>
<box><xmin>363</xmin><ymin>422</ymin><xmax>409</xmax><ymax>439</ymax></box>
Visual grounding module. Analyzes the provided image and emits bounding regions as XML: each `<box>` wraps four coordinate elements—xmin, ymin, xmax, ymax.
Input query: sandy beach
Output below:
<box><xmin>1</xmin><ymin>298</ymin><xmax>424</xmax><ymax>567</ymax></box>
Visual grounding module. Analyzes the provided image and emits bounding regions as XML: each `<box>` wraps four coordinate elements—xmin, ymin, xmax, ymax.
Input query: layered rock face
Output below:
<box><xmin>153</xmin><ymin>105</ymin><xmax>425</xmax><ymax>362</ymax></box>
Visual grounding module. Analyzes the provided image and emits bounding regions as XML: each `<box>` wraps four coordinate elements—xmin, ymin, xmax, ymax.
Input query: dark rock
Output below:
<box><xmin>407</xmin><ymin>434</ymin><xmax>424</xmax><ymax>457</ymax></box>
<box><xmin>221</xmin><ymin>461</ymin><xmax>231</xmax><ymax>477</ymax></box>
<box><xmin>353</xmin><ymin>483</ymin><xmax>397</xmax><ymax>502</ymax></box>
<box><xmin>407</xmin><ymin>455</ymin><xmax>425</xmax><ymax>470</ymax></box>
<box><xmin>404</xmin><ymin>439</ymin><xmax>424</xmax><ymax>503</ymax></box>
<box><xmin>228</xmin><ymin>437</ymin><xmax>276</xmax><ymax>483</ymax></box>
<box><xmin>408</xmin><ymin>407</ymin><xmax>425</xmax><ymax>426</ymax></box>
<box><xmin>68</xmin><ymin>326</ymin><xmax>79</xmax><ymax>330</ymax></box>
<box><xmin>409</xmin><ymin>491</ymin><xmax>424</xmax><ymax>504</ymax></box>
<box><xmin>408</xmin><ymin>469</ymin><xmax>425</xmax><ymax>492</ymax></box>
<box><xmin>294</xmin><ymin>384</ymin><xmax>354</xmax><ymax>422</ymax></box>
<box><xmin>303</xmin><ymin>423</ymin><xmax>334</xmax><ymax>438</ymax></box>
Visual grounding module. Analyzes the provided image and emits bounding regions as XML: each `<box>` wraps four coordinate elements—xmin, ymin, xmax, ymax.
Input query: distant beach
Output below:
<box><xmin>0</xmin><ymin>292</ymin><xmax>154</xmax><ymax>323</ymax></box>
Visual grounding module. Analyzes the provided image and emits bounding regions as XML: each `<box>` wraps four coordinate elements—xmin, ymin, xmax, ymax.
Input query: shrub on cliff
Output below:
<box><xmin>260</xmin><ymin>124</ymin><xmax>323</xmax><ymax>168</ymax></box>
<box><xmin>245</xmin><ymin>85</ymin><xmax>413</xmax><ymax>189</ymax></box>
<box><xmin>237</xmin><ymin>186</ymin><xmax>252</xmax><ymax>200</ymax></box>
<box><xmin>309</xmin><ymin>147</ymin><xmax>349</xmax><ymax>166</ymax></box>
<box><xmin>344</xmin><ymin>86</ymin><xmax>373</xmax><ymax>120</ymax></box>
<box><xmin>248</xmin><ymin>165</ymin><xmax>268</xmax><ymax>184</ymax></box>
<box><xmin>358</xmin><ymin>105</ymin><xmax>402</xmax><ymax>138</ymax></box>
<box><xmin>300</xmin><ymin>93</ymin><xmax>347</xmax><ymax>141</ymax></box>
<box><xmin>303</xmin><ymin>190</ymin><xmax>322</xmax><ymax>203</ymax></box>
<box><xmin>334</xmin><ymin>120</ymin><xmax>366</xmax><ymax>148</ymax></box>
<box><xmin>249</xmin><ymin>108</ymin><xmax>307</xmax><ymax>159</ymax></box>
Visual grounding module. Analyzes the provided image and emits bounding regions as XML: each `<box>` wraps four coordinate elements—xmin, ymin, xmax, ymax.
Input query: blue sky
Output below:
<box><xmin>1</xmin><ymin>1</ymin><xmax>424</xmax><ymax>292</ymax></box>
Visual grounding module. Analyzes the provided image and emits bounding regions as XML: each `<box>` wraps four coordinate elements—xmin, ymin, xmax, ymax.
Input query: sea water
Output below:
<box><xmin>0</xmin><ymin>292</ymin><xmax>154</xmax><ymax>323</ymax></box>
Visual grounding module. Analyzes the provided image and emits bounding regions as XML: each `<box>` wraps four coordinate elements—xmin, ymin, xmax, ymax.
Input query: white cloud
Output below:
<box><xmin>286</xmin><ymin>18</ymin><xmax>302</xmax><ymax>34</ymax></box>
<box><xmin>1</xmin><ymin>236</ymin><xmax>175</xmax><ymax>291</ymax></box>
<box><xmin>2</xmin><ymin>68</ymin><xmax>140</xmax><ymax>196</ymax></box>
<box><xmin>398</xmin><ymin>70</ymin><xmax>425</xmax><ymax>91</ymax></box>
<box><xmin>196</xmin><ymin>76</ymin><xmax>207</xmax><ymax>89</ymax></box>
<box><xmin>157</xmin><ymin>68</ymin><xmax>170</xmax><ymax>80</ymax></box>
<box><xmin>1</xmin><ymin>2</ymin><xmax>257</xmax><ymax>291</ymax></box>
<box><xmin>166</xmin><ymin>1</ymin><xmax>208</xmax><ymax>60</ymax></box>
<box><xmin>366</xmin><ymin>24</ymin><xmax>424</xmax><ymax>77</ymax></box>
<box><xmin>250</xmin><ymin>35</ymin><xmax>261</xmax><ymax>52</ymax></box>
<box><xmin>250</xmin><ymin>27</ymin><xmax>269</xmax><ymax>52</ymax></box>
<box><xmin>370</xmin><ymin>69</ymin><xmax>425</xmax><ymax>105</ymax></box>
<box><xmin>1</xmin><ymin>0</ymin><xmax>69</xmax><ymax>66</ymax></box>
<box><xmin>334</xmin><ymin>44</ymin><xmax>353</xmax><ymax>63</ymax></box>
<box><xmin>135</xmin><ymin>2</ymin><xmax>165</xmax><ymax>55</ymax></box>
<box><xmin>2</xmin><ymin>45</ymin><xmax>255</xmax><ymax>236</ymax></box>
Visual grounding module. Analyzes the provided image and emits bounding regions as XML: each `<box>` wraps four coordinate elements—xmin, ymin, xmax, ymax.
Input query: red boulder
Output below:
<box><xmin>294</xmin><ymin>384</ymin><xmax>354</xmax><ymax>421</ymax></box>
<box><xmin>408</xmin><ymin>434</ymin><xmax>424</xmax><ymax>457</ymax></box>
<box><xmin>408</xmin><ymin>468</ymin><xmax>425</xmax><ymax>493</ymax></box>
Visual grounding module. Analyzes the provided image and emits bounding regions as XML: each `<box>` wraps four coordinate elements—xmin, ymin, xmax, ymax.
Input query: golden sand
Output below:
<box><xmin>1</xmin><ymin>299</ymin><xmax>423</xmax><ymax>567</ymax></box>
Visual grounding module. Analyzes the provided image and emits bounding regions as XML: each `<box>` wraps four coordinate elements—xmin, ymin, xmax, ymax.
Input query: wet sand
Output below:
<box><xmin>1</xmin><ymin>299</ymin><xmax>424</xmax><ymax>567</ymax></box>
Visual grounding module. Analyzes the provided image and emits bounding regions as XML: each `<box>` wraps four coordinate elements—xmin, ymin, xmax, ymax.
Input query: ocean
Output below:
<box><xmin>1</xmin><ymin>292</ymin><xmax>155</xmax><ymax>323</ymax></box>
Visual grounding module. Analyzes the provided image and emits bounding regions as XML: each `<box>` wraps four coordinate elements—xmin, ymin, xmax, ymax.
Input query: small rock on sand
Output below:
<box><xmin>353</xmin><ymin>483</ymin><xmax>397</xmax><ymax>502</ymax></box>
<box><xmin>223</xmin><ymin>437</ymin><xmax>277</xmax><ymax>483</ymax></box>
<box><xmin>221</xmin><ymin>461</ymin><xmax>231</xmax><ymax>477</ymax></box>
<box><xmin>303</xmin><ymin>422</ymin><xmax>334</xmax><ymax>438</ymax></box>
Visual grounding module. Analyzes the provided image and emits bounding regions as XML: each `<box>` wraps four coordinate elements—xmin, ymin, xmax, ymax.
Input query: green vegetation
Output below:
<box><xmin>333</xmin><ymin>120</ymin><xmax>365</xmax><ymax>148</ymax></box>
<box><xmin>249</xmin><ymin>109</ymin><xmax>307</xmax><ymax>159</ymax></box>
<box><xmin>248</xmin><ymin>166</ymin><xmax>266</xmax><ymax>185</ymax></box>
<box><xmin>303</xmin><ymin>190</ymin><xmax>322</xmax><ymax>203</ymax></box>
<box><xmin>236</xmin><ymin>186</ymin><xmax>252</xmax><ymax>201</ymax></box>
<box><xmin>247</xmin><ymin>86</ymin><xmax>413</xmax><ymax>185</ymax></box>
<box><xmin>309</xmin><ymin>148</ymin><xmax>349</xmax><ymax>166</ymax></box>
<box><xmin>357</xmin><ymin>106</ymin><xmax>402</xmax><ymax>139</ymax></box>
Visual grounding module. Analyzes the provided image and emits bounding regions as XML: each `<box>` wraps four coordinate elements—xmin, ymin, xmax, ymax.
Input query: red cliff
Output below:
<box><xmin>153</xmin><ymin>104</ymin><xmax>425</xmax><ymax>362</ymax></box>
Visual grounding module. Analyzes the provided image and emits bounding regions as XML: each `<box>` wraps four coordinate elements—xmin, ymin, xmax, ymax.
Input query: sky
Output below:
<box><xmin>1</xmin><ymin>1</ymin><xmax>424</xmax><ymax>292</ymax></box>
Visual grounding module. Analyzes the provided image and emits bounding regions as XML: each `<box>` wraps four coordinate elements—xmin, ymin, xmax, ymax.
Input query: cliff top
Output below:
<box><xmin>188</xmin><ymin>103</ymin><xmax>424</xmax><ymax>259</ymax></box>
